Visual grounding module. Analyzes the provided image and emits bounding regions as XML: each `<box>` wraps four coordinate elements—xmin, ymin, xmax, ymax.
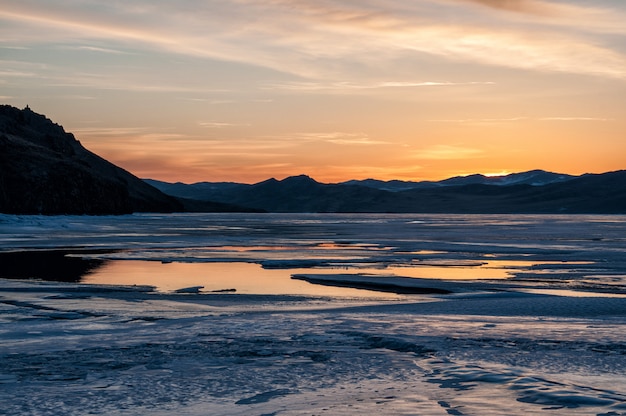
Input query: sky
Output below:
<box><xmin>1</xmin><ymin>0</ymin><xmax>625</xmax><ymax>184</ymax></box>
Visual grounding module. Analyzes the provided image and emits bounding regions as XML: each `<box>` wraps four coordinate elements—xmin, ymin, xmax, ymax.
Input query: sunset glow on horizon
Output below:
<box><xmin>2</xmin><ymin>0</ymin><xmax>625</xmax><ymax>184</ymax></box>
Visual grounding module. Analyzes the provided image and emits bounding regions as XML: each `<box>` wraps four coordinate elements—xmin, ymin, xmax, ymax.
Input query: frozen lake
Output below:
<box><xmin>2</xmin><ymin>213</ymin><xmax>625</xmax><ymax>296</ymax></box>
<box><xmin>1</xmin><ymin>213</ymin><xmax>626</xmax><ymax>415</ymax></box>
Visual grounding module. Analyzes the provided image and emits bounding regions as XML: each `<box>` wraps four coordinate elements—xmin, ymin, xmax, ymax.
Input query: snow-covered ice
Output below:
<box><xmin>1</xmin><ymin>213</ymin><xmax>626</xmax><ymax>415</ymax></box>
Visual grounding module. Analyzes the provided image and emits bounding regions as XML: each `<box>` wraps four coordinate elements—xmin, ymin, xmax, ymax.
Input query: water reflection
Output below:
<box><xmin>0</xmin><ymin>249</ymin><xmax>598</xmax><ymax>297</ymax></box>
<box><xmin>391</xmin><ymin>260</ymin><xmax>592</xmax><ymax>280</ymax></box>
<box><xmin>81</xmin><ymin>261</ymin><xmax>401</xmax><ymax>298</ymax></box>
<box><xmin>80</xmin><ymin>258</ymin><xmax>593</xmax><ymax>295</ymax></box>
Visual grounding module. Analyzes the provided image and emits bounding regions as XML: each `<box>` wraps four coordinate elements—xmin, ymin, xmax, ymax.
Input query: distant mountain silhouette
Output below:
<box><xmin>147</xmin><ymin>170</ymin><xmax>626</xmax><ymax>214</ymax></box>
<box><xmin>341</xmin><ymin>170</ymin><xmax>574</xmax><ymax>191</ymax></box>
<box><xmin>143</xmin><ymin>179</ymin><xmax>248</xmax><ymax>201</ymax></box>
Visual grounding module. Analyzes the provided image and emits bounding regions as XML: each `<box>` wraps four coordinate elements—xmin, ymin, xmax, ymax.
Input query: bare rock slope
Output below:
<box><xmin>0</xmin><ymin>105</ymin><xmax>182</xmax><ymax>214</ymax></box>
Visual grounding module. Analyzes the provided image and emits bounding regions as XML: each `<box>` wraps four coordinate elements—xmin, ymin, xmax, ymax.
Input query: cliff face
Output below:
<box><xmin>0</xmin><ymin>105</ymin><xmax>182</xmax><ymax>214</ymax></box>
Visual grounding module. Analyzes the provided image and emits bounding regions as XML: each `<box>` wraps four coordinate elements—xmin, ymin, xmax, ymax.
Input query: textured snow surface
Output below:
<box><xmin>2</xmin><ymin>213</ymin><xmax>626</xmax><ymax>415</ymax></box>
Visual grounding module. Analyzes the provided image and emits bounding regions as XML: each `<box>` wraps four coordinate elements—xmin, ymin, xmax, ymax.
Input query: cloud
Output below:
<box><xmin>74</xmin><ymin>127</ymin><xmax>192</xmax><ymax>143</ymax></box>
<box><xmin>377</xmin><ymin>81</ymin><xmax>494</xmax><ymax>87</ymax></box>
<box><xmin>404</xmin><ymin>27</ymin><xmax>626</xmax><ymax>79</ymax></box>
<box><xmin>58</xmin><ymin>94</ymin><xmax>97</xmax><ymax>100</ymax></box>
<box><xmin>429</xmin><ymin>117</ymin><xmax>526</xmax><ymax>124</ymax></box>
<box><xmin>60</xmin><ymin>45</ymin><xmax>132</xmax><ymax>54</ymax></box>
<box><xmin>72</xmin><ymin>127</ymin><xmax>151</xmax><ymax>137</ymax></box>
<box><xmin>2</xmin><ymin>0</ymin><xmax>626</xmax><ymax>81</ymax></box>
<box><xmin>415</xmin><ymin>144</ymin><xmax>484</xmax><ymax>160</ymax></box>
<box><xmin>429</xmin><ymin>116</ymin><xmax>611</xmax><ymax>123</ymax></box>
<box><xmin>140</xmin><ymin>133</ymin><xmax>188</xmax><ymax>141</ymax></box>
<box><xmin>295</xmin><ymin>132</ymin><xmax>390</xmax><ymax>145</ymax></box>
<box><xmin>190</xmin><ymin>137</ymin><xmax>303</xmax><ymax>151</ymax></box>
<box><xmin>539</xmin><ymin>117</ymin><xmax>611</xmax><ymax>122</ymax></box>
<box><xmin>41</xmin><ymin>71</ymin><xmax>233</xmax><ymax>93</ymax></box>
<box><xmin>0</xmin><ymin>45</ymin><xmax>29</xmax><ymax>50</ymax></box>
<box><xmin>325</xmin><ymin>137</ymin><xmax>388</xmax><ymax>146</ymax></box>
<box><xmin>452</xmin><ymin>0</ymin><xmax>559</xmax><ymax>15</ymax></box>
<box><xmin>197</xmin><ymin>122</ymin><xmax>239</xmax><ymax>128</ymax></box>
<box><xmin>0</xmin><ymin>69</ymin><xmax>37</xmax><ymax>77</ymax></box>
<box><xmin>264</xmin><ymin>80</ymin><xmax>495</xmax><ymax>92</ymax></box>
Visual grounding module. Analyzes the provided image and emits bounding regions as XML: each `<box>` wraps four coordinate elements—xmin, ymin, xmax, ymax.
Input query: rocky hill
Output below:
<box><xmin>0</xmin><ymin>105</ymin><xmax>182</xmax><ymax>214</ymax></box>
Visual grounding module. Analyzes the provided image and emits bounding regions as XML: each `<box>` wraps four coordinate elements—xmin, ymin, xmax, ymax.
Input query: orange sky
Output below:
<box><xmin>1</xmin><ymin>0</ymin><xmax>625</xmax><ymax>183</ymax></box>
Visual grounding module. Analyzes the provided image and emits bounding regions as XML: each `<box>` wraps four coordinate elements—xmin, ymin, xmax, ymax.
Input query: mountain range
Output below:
<box><xmin>146</xmin><ymin>169</ymin><xmax>575</xmax><ymax>198</ymax></box>
<box><xmin>341</xmin><ymin>170</ymin><xmax>575</xmax><ymax>191</ymax></box>
<box><xmin>1</xmin><ymin>104</ymin><xmax>624</xmax><ymax>214</ymax></box>
<box><xmin>146</xmin><ymin>169</ymin><xmax>626</xmax><ymax>214</ymax></box>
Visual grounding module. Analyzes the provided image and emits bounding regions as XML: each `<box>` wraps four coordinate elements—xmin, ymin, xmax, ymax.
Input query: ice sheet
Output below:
<box><xmin>2</xmin><ymin>281</ymin><xmax>626</xmax><ymax>415</ymax></box>
<box><xmin>2</xmin><ymin>213</ymin><xmax>626</xmax><ymax>415</ymax></box>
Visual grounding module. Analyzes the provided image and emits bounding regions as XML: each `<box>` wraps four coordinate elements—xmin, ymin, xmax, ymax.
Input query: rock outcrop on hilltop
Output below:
<box><xmin>0</xmin><ymin>105</ymin><xmax>182</xmax><ymax>214</ymax></box>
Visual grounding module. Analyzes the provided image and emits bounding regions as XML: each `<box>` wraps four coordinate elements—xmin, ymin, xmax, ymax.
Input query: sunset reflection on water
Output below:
<box><xmin>81</xmin><ymin>260</ymin><xmax>400</xmax><ymax>297</ymax></box>
<box><xmin>81</xmin><ymin>257</ymin><xmax>592</xmax><ymax>296</ymax></box>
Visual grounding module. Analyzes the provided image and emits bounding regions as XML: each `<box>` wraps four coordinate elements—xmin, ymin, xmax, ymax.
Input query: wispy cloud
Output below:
<box><xmin>452</xmin><ymin>0</ymin><xmax>560</xmax><ymax>15</ymax></box>
<box><xmin>453</xmin><ymin>0</ymin><xmax>626</xmax><ymax>35</ymax></box>
<box><xmin>264</xmin><ymin>80</ymin><xmax>495</xmax><ymax>92</ymax></box>
<box><xmin>73</xmin><ymin>127</ymin><xmax>189</xmax><ymax>142</ymax></box>
<box><xmin>415</xmin><ymin>144</ymin><xmax>484</xmax><ymax>160</ymax></box>
<box><xmin>430</xmin><ymin>116</ymin><xmax>612</xmax><ymax>123</ymax></box>
<box><xmin>295</xmin><ymin>132</ymin><xmax>390</xmax><ymax>145</ymax></box>
<box><xmin>58</xmin><ymin>94</ymin><xmax>97</xmax><ymax>101</ymax></box>
<box><xmin>325</xmin><ymin>137</ymin><xmax>389</xmax><ymax>146</ymax></box>
<box><xmin>198</xmin><ymin>122</ymin><xmax>238</xmax><ymax>128</ymax></box>
<box><xmin>539</xmin><ymin>117</ymin><xmax>612</xmax><ymax>122</ymax></box>
<box><xmin>0</xmin><ymin>69</ymin><xmax>37</xmax><ymax>77</ymax></box>
<box><xmin>59</xmin><ymin>45</ymin><xmax>132</xmax><ymax>55</ymax></box>
<box><xmin>0</xmin><ymin>45</ymin><xmax>29</xmax><ymax>50</ymax></box>
<box><xmin>378</xmin><ymin>81</ymin><xmax>494</xmax><ymax>87</ymax></box>
<box><xmin>37</xmin><ymin>71</ymin><xmax>232</xmax><ymax>93</ymax></box>
<box><xmin>429</xmin><ymin>117</ymin><xmax>527</xmax><ymax>124</ymax></box>
<box><xmin>140</xmin><ymin>133</ymin><xmax>188</xmax><ymax>141</ymax></box>
<box><xmin>72</xmin><ymin>127</ymin><xmax>151</xmax><ymax>137</ymax></box>
<box><xmin>2</xmin><ymin>1</ymin><xmax>625</xmax><ymax>80</ymax></box>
